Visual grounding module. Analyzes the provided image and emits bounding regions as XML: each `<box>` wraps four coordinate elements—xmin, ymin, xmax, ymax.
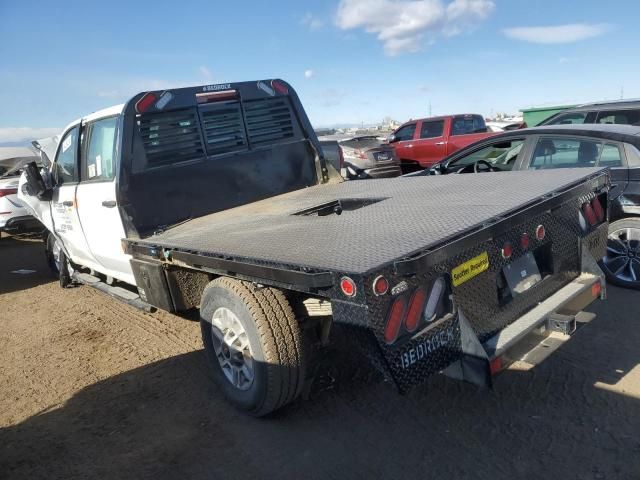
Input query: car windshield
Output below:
<box><xmin>446</xmin><ymin>139</ymin><xmax>524</xmax><ymax>171</ymax></box>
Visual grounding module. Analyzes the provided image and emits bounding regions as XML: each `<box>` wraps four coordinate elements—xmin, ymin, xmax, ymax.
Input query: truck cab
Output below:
<box><xmin>390</xmin><ymin>114</ymin><xmax>496</xmax><ymax>173</ymax></box>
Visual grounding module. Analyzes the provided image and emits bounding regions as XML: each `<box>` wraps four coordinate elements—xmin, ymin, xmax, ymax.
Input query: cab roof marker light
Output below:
<box><xmin>135</xmin><ymin>92</ymin><xmax>157</xmax><ymax>113</ymax></box>
<box><xmin>424</xmin><ymin>277</ymin><xmax>445</xmax><ymax>322</ymax></box>
<box><xmin>271</xmin><ymin>80</ymin><xmax>289</xmax><ymax>95</ymax></box>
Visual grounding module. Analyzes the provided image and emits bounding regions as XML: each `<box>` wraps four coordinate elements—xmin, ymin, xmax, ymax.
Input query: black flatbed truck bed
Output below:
<box><xmin>129</xmin><ymin>168</ymin><xmax>607</xmax><ymax>277</ymax></box>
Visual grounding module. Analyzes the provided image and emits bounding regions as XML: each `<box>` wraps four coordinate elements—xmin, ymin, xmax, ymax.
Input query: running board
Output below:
<box><xmin>72</xmin><ymin>272</ymin><xmax>155</xmax><ymax>312</ymax></box>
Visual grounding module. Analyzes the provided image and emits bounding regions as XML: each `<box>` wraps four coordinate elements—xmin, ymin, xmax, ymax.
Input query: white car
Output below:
<box><xmin>0</xmin><ymin>147</ymin><xmax>43</xmax><ymax>236</ymax></box>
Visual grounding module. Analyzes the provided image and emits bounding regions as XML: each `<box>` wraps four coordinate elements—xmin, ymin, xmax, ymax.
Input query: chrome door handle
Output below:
<box><xmin>62</xmin><ymin>200</ymin><xmax>74</xmax><ymax>207</ymax></box>
<box><xmin>102</xmin><ymin>200</ymin><xmax>117</xmax><ymax>208</ymax></box>
<box><xmin>435</xmin><ymin>142</ymin><xmax>445</xmax><ymax>145</ymax></box>
<box><xmin>406</xmin><ymin>144</ymin><xmax>414</xmax><ymax>148</ymax></box>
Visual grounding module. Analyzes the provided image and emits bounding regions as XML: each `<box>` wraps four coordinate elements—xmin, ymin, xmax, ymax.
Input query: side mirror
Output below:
<box><xmin>387</xmin><ymin>134</ymin><xmax>397</xmax><ymax>143</ymax></box>
<box><xmin>429</xmin><ymin>163</ymin><xmax>442</xmax><ymax>175</ymax></box>
<box><xmin>23</xmin><ymin>162</ymin><xmax>52</xmax><ymax>200</ymax></box>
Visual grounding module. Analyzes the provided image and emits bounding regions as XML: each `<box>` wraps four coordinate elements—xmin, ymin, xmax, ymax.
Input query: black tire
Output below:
<box><xmin>601</xmin><ymin>218</ymin><xmax>640</xmax><ymax>289</ymax></box>
<box><xmin>45</xmin><ymin>232</ymin><xmax>60</xmax><ymax>278</ymax></box>
<box><xmin>199</xmin><ymin>277</ymin><xmax>306</xmax><ymax>416</ymax></box>
<box><xmin>45</xmin><ymin>232</ymin><xmax>72</xmax><ymax>288</ymax></box>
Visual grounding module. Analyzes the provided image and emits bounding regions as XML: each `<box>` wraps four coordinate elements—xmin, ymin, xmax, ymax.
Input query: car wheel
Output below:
<box><xmin>601</xmin><ymin>218</ymin><xmax>640</xmax><ymax>289</ymax></box>
<box><xmin>199</xmin><ymin>277</ymin><xmax>306</xmax><ymax>416</ymax></box>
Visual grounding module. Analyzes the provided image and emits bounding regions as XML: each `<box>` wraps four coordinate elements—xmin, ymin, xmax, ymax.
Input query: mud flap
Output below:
<box><xmin>441</xmin><ymin>310</ymin><xmax>492</xmax><ymax>388</ymax></box>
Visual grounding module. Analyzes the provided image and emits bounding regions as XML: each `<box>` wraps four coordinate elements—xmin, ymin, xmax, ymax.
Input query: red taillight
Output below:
<box><xmin>372</xmin><ymin>275</ymin><xmax>389</xmax><ymax>296</ymax></box>
<box><xmin>404</xmin><ymin>287</ymin><xmax>427</xmax><ymax>332</ymax></box>
<box><xmin>520</xmin><ymin>233</ymin><xmax>530</xmax><ymax>250</ymax></box>
<box><xmin>501</xmin><ymin>242</ymin><xmax>513</xmax><ymax>260</ymax></box>
<box><xmin>384</xmin><ymin>297</ymin><xmax>407</xmax><ymax>344</ymax></box>
<box><xmin>340</xmin><ymin>276</ymin><xmax>356</xmax><ymax>297</ymax></box>
<box><xmin>271</xmin><ymin>80</ymin><xmax>289</xmax><ymax>95</ymax></box>
<box><xmin>490</xmin><ymin>356</ymin><xmax>503</xmax><ymax>375</ymax></box>
<box><xmin>582</xmin><ymin>202</ymin><xmax>597</xmax><ymax>226</ymax></box>
<box><xmin>356</xmin><ymin>149</ymin><xmax>367</xmax><ymax>160</ymax></box>
<box><xmin>535</xmin><ymin>224</ymin><xmax>546</xmax><ymax>241</ymax></box>
<box><xmin>135</xmin><ymin>92</ymin><xmax>157</xmax><ymax>113</ymax></box>
<box><xmin>591</xmin><ymin>197</ymin><xmax>604</xmax><ymax>223</ymax></box>
<box><xmin>0</xmin><ymin>188</ymin><xmax>18</xmax><ymax>198</ymax></box>
<box><xmin>592</xmin><ymin>281</ymin><xmax>602</xmax><ymax>298</ymax></box>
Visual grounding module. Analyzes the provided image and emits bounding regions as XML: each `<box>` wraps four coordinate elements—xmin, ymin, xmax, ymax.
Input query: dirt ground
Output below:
<box><xmin>1</xmin><ymin>236</ymin><xmax>640</xmax><ymax>480</ymax></box>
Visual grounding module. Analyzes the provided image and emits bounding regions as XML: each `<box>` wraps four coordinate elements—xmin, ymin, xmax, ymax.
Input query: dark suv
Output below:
<box><xmin>540</xmin><ymin>99</ymin><xmax>640</xmax><ymax>127</ymax></box>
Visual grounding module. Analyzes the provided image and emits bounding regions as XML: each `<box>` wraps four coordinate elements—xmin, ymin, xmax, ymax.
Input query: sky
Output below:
<box><xmin>1</xmin><ymin>0</ymin><xmax>639</xmax><ymax>143</ymax></box>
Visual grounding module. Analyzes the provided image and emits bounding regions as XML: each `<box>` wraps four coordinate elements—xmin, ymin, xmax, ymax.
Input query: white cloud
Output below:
<box><xmin>199</xmin><ymin>65</ymin><xmax>213</xmax><ymax>81</ymax></box>
<box><xmin>301</xmin><ymin>12</ymin><xmax>324</xmax><ymax>31</ymax></box>
<box><xmin>503</xmin><ymin>23</ymin><xmax>610</xmax><ymax>44</ymax></box>
<box><xmin>0</xmin><ymin>127</ymin><xmax>61</xmax><ymax>143</ymax></box>
<box><xmin>335</xmin><ymin>0</ymin><xmax>494</xmax><ymax>56</ymax></box>
<box><xmin>304</xmin><ymin>69</ymin><xmax>315</xmax><ymax>79</ymax></box>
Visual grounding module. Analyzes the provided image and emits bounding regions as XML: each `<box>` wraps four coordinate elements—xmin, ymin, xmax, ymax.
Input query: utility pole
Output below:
<box><xmin>428</xmin><ymin>101</ymin><xmax>432</xmax><ymax>117</ymax></box>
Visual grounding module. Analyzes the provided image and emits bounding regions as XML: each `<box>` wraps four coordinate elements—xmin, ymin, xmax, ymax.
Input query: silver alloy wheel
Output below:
<box><xmin>604</xmin><ymin>227</ymin><xmax>640</xmax><ymax>282</ymax></box>
<box><xmin>210</xmin><ymin>307</ymin><xmax>255</xmax><ymax>391</ymax></box>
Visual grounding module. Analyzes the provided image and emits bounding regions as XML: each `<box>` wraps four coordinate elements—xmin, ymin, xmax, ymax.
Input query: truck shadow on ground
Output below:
<box><xmin>2</xmin><ymin>287</ymin><xmax>640</xmax><ymax>480</ymax></box>
<box><xmin>0</xmin><ymin>236</ymin><xmax>53</xmax><ymax>295</ymax></box>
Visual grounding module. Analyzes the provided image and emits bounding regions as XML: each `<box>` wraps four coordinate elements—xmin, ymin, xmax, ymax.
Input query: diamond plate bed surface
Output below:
<box><xmin>138</xmin><ymin>168</ymin><xmax>604</xmax><ymax>274</ymax></box>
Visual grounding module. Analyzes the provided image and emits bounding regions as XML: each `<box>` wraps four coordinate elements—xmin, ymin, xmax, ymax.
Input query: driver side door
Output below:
<box><xmin>49</xmin><ymin>125</ymin><xmax>99</xmax><ymax>268</ymax></box>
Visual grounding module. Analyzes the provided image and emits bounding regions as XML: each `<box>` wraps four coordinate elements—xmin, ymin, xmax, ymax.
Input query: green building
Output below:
<box><xmin>521</xmin><ymin>103</ymin><xmax>578</xmax><ymax>127</ymax></box>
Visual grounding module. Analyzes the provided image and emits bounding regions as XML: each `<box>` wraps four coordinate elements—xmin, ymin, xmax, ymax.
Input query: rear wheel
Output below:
<box><xmin>601</xmin><ymin>218</ymin><xmax>640</xmax><ymax>289</ymax></box>
<box><xmin>199</xmin><ymin>277</ymin><xmax>306</xmax><ymax>416</ymax></box>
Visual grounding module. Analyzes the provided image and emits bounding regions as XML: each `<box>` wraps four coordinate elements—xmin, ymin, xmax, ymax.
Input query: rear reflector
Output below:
<box><xmin>591</xmin><ymin>197</ymin><xmax>604</xmax><ymax>222</ymax></box>
<box><xmin>501</xmin><ymin>242</ymin><xmax>513</xmax><ymax>260</ymax></box>
<box><xmin>404</xmin><ymin>287</ymin><xmax>427</xmax><ymax>332</ymax></box>
<box><xmin>196</xmin><ymin>89</ymin><xmax>238</xmax><ymax>104</ymax></box>
<box><xmin>372</xmin><ymin>275</ymin><xmax>389</xmax><ymax>296</ymax></box>
<box><xmin>0</xmin><ymin>188</ymin><xmax>18</xmax><ymax>198</ymax></box>
<box><xmin>340</xmin><ymin>276</ymin><xmax>356</xmax><ymax>297</ymax></box>
<box><xmin>135</xmin><ymin>92</ymin><xmax>157</xmax><ymax>113</ymax></box>
<box><xmin>384</xmin><ymin>297</ymin><xmax>407</xmax><ymax>344</ymax></box>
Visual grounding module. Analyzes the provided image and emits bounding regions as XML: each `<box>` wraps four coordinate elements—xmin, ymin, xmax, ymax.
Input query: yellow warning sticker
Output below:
<box><xmin>451</xmin><ymin>251</ymin><xmax>490</xmax><ymax>287</ymax></box>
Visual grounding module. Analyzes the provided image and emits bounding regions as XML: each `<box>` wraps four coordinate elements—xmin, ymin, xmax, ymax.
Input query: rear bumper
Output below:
<box><xmin>442</xmin><ymin>247</ymin><xmax>605</xmax><ymax>388</ymax></box>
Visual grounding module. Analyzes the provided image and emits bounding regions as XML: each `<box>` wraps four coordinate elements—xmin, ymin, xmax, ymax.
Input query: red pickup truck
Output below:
<box><xmin>389</xmin><ymin>114</ymin><xmax>496</xmax><ymax>172</ymax></box>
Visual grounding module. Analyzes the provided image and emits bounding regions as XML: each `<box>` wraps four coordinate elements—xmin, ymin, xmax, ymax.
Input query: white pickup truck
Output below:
<box><xmin>20</xmin><ymin>80</ymin><xmax>610</xmax><ymax>416</ymax></box>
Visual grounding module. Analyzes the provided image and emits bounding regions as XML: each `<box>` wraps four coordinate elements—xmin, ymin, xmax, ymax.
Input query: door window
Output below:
<box><xmin>545</xmin><ymin>112</ymin><xmax>588</xmax><ymax>125</ymax></box>
<box><xmin>451</xmin><ymin>115</ymin><xmax>486</xmax><ymax>135</ymax></box>
<box><xmin>54</xmin><ymin>126</ymin><xmax>79</xmax><ymax>185</ymax></box>
<box><xmin>529</xmin><ymin>137</ymin><xmax>623</xmax><ymax>169</ymax></box>
<box><xmin>447</xmin><ymin>139</ymin><xmax>524</xmax><ymax>171</ymax></box>
<box><xmin>394</xmin><ymin>124</ymin><xmax>416</xmax><ymax>141</ymax></box>
<box><xmin>420</xmin><ymin>120</ymin><xmax>444</xmax><ymax>139</ymax></box>
<box><xmin>595</xmin><ymin>109</ymin><xmax>640</xmax><ymax>126</ymax></box>
<box><xmin>81</xmin><ymin>117</ymin><xmax>118</xmax><ymax>181</ymax></box>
